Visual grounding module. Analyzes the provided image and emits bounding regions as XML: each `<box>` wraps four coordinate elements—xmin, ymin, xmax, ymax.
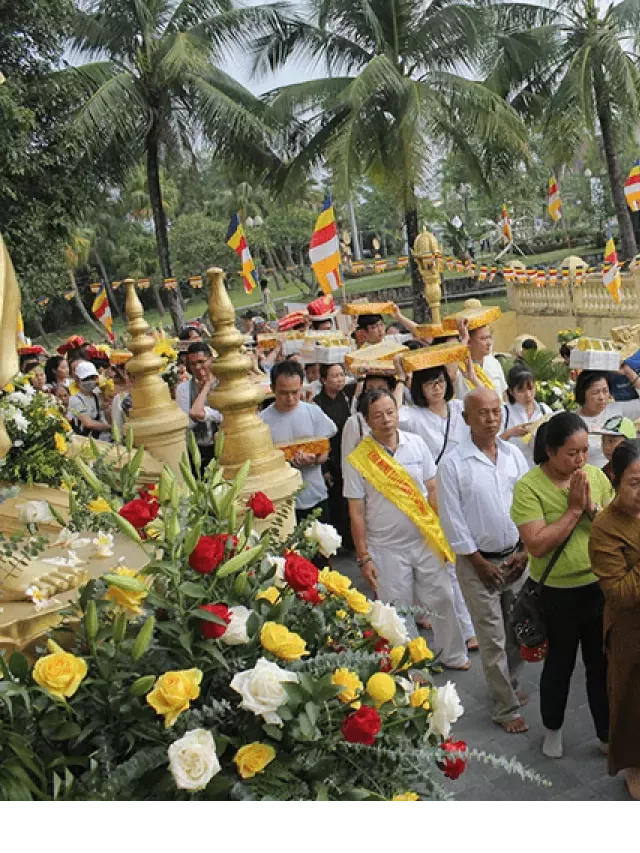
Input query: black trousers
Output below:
<box><xmin>295</xmin><ymin>499</ymin><xmax>330</xmax><ymax>526</ymax></box>
<box><xmin>540</xmin><ymin>582</ymin><xmax>609</xmax><ymax>741</ymax></box>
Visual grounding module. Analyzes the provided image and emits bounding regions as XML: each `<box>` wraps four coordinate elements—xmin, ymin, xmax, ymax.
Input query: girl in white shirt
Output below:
<box><xmin>501</xmin><ymin>366</ymin><xmax>552</xmax><ymax>468</ymax></box>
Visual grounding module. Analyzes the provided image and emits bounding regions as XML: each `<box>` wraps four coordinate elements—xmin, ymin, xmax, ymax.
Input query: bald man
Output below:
<box><xmin>437</xmin><ymin>389</ymin><xmax>530</xmax><ymax>733</ymax></box>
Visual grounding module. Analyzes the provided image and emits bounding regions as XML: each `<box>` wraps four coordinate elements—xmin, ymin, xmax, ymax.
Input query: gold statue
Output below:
<box><xmin>206</xmin><ymin>268</ymin><xmax>301</xmax><ymax>534</ymax></box>
<box><xmin>412</xmin><ymin>228</ymin><xmax>443</xmax><ymax>325</ymax></box>
<box><xmin>0</xmin><ymin>234</ymin><xmax>21</xmax><ymax>456</ymax></box>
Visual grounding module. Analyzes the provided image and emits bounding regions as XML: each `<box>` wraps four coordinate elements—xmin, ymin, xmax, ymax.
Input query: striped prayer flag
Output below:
<box><xmin>137</xmin><ymin>278</ymin><xmax>151</xmax><ymax>290</ymax></box>
<box><xmin>501</xmin><ymin>204</ymin><xmax>512</xmax><ymax>243</ymax></box>
<box><xmin>537</xmin><ymin>269</ymin><xmax>547</xmax><ymax>287</ymax></box>
<box><xmin>92</xmin><ymin>282</ymin><xmax>115</xmax><ymax>341</ymax></box>
<box><xmin>488</xmin><ymin>266</ymin><xmax>497</xmax><ymax>282</ymax></box>
<box><xmin>561</xmin><ymin>266</ymin><xmax>569</xmax><ymax>285</ymax></box>
<box><xmin>547</xmin><ymin>174</ymin><xmax>562</xmax><ymax>222</ymax></box>
<box><xmin>309</xmin><ymin>197</ymin><xmax>342</xmax><ymax>295</ymax></box>
<box><xmin>16</xmin><ymin>311</ymin><xmax>27</xmax><ymax>346</ymax></box>
<box><xmin>226</xmin><ymin>213</ymin><xmax>258</xmax><ymax>294</ymax></box>
<box><xmin>548</xmin><ymin>268</ymin><xmax>557</xmax><ymax>286</ymax></box>
<box><xmin>625</xmin><ymin>159</ymin><xmax>640</xmax><ymax>211</ymax></box>
<box><xmin>478</xmin><ymin>264</ymin><xmax>488</xmax><ymax>282</ymax></box>
<box><xmin>603</xmin><ymin>233</ymin><xmax>621</xmax><ymax>305</ymax></box>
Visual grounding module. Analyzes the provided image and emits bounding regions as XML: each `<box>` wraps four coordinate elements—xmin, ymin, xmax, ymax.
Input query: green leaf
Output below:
<box><xmin>196</xmin><ymin>608</ymin><xmax>228</xmax><ymax>627</ymax></box>
<box><xmin>297</xmin><ymin>711</ymin><xmax>315</xmax><ymax>740</ymax></box>
<box><xmin>297</xmin><ymin>673</ymin><xmax>315</xmax><ymax>696</ymax></box>
<box><xmin>103</xmin><ymin>572</ymin><xmax>147</xmax><ymax>592</ymax></box>
<box><xmin>282</xmin><ymin>682</ymin><xmax>305</xmax><ymax>706</ymax></box>
<box><xmin>304</xmin><ymin>701</ymin><xmax>320</xmax><ymax>726</ymax></box>
<box><xmin>50</xmin><ymin>722</ymin><xmax>82</xmax><ymax>742</ymax></box>
<box><xmin>262</xmin><ymin>724</ymin><xmax>283</xmax><ymax>741</ymax></box>
<box><xmin>8</xmin><ymin>652</ymin><xmax>29</xmax><ymax>680</ymax></box>
<box><xmin>179</xmin><ymin>581</ymin><xmax>205</xmax><ymax>598</ymax></box>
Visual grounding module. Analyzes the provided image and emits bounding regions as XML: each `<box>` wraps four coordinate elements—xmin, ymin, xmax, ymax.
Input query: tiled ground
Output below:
<box><xmin>335</xmin><ymin>554</ymin><xmax>630</xmax><ymax>802</ymax></box>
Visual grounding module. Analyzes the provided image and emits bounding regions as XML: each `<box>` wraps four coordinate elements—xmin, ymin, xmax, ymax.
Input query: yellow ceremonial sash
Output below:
<box><xmin>463</xmin><ymin>361</ymin><xmax>495</xmax><ymax>391</ymax></box>
<box><xmin>347</xmin><ymin>436</ymin><xmax>454</xmax><ymax>565</ymax></box>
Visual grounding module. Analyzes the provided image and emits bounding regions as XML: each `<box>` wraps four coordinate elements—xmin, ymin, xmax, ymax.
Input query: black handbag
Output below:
<box><xmin>509</xmin><ymin>534</ymin><xmax>571</xmax><ymax>649</ymax></box>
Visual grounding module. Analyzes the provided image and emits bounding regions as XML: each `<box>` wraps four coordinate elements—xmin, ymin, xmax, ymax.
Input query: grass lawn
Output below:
<box><xmin>33</xmin><ymin>244</ymin><xmax>593</xmax><ymax>349</ymax></box>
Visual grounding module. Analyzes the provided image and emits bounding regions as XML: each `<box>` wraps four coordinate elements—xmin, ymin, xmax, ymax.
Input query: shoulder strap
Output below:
<box><xmin>503</xmin><ymin>404</ymin><xmax>510</xmax><ymax>430</ymax></box>
<box><xmin>539</xmin><ymin>528</ymin><xmax>574</xmax><ymax>587</ymax></box>
<box><xmin>435</xmin><ymin>404</ymin><xmax>452</xmax><ymax>465</ymax></box>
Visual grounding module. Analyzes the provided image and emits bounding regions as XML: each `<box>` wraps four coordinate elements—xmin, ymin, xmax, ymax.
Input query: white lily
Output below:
<box><xmin>52</xmin><ymin>527</ymin><xmax>91</xmax><ymax>550</ymax></box>
<box><xmin>92</xmin><ymin>531</ymin><xmax>115</xmax><ymax>558</ymax></box>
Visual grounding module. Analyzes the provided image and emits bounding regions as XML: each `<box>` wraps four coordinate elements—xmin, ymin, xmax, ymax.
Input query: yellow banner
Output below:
<box><xmin>346</xmin><ymin>436</ymin><xmax>454</xmax><ymax>564</ymax></box>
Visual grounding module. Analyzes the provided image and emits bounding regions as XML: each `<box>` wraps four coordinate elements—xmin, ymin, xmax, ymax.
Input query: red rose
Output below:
<box><xmin>298</xmin><ymin>585</ymin><xmax>322</xmax><ymax>605</ymax></box>
<box><xmin>438</xmin><ymin>739</ymin><xmax>468</xmax><ymax>780</ymax></box>
<box><xmin>119</xmin><ymin>497</ymin><xmax>159</xmax><ymax>529</ymax></box>
<box><xmin>284</xmin><ymin>552</ymin><xmax>318</xmax><ymax>591</ymax></box>
<box><xmin>363</xmin><ymin>630</ymin><xmax>375</xmax><ymax>640</ymax></box>
<box><xmin>189</xmin><ymin>534</ymin><xmax>237</xmax><ymax>575</ymax></box>
<box><xmin>247</xmin><ymin>491</ymin><xmax>275</xmax><ymax>519</ymax></box>
<box><xmin>341</xmin><ymin>705</ymin><xmax>381</xmax><ymax>746</ymax></box>
<box><xmin>199</xmin><ymin>603</ymin><xmax>231</xmax><ymax>639</ymax></box>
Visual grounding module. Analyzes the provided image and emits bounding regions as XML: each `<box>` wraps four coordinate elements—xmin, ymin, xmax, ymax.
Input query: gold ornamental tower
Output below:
<box><xmin>206</xmin><ymin>267</ymin><xmax>301</xmax><ymax>531</ymax></box>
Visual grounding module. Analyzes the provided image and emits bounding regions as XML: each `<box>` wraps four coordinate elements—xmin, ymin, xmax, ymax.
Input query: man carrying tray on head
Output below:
<box><xmin>441</xmin><ymin>302</ymin><xmax>507</xmax><ymax>401</ymax></box>
<box><xmin>343</xmin><ymin>386</ymin><xmax>469</xmax><ymax>668</ymax></box>
<box><xmin>260</xmin><ymin>359</ymin><xmax>337</xmax><ymax>523</ymax></box>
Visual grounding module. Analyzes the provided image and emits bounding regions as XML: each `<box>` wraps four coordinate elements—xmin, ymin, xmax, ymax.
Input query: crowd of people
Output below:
<box><xmin>14</xmin><ymin>297</ymin><xmax>640</xmax><ymax>800</ymax></box>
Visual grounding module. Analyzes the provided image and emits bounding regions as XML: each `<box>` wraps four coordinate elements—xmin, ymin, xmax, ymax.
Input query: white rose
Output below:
<box><xmin>265</xmin><ymin>555</ymin><xmax>286</xmax><ymax>588</ymax></box>
<box><xmin>304</xmin><ymin>520</ymin><xmax>342</xmax><ymax>558</ymax></box>
<box><xmin>428</xmin><ymin>681</ymin><xmax>464</xmax><ymax>739</ymax></box>
<box><xmin>168</xmin><ymin>729</ymin><xmax>220</xmax><ymax>791</ymax></box>
<box><xmin>367</xmin><ymin>600</ymin><xmax>409</xmax><ymax>646</ymax></box>
<box><xmin>16</xmin><ymin>500</ymin><xmax>53</xmax><ymax>524</ymax></box>
<box><xmin>230</xmin><ymin>657</ymin><xmax>298</xmax><ymax>725</ymax></box>
<box><xmin>220</xmin><ymin>605</ymin><xmax>250</xmax><ymax>646</ymax></box>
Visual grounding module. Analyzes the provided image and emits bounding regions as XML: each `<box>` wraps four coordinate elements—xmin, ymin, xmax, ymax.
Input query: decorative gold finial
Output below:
<box><xmin>123</xmin><ymin>279</ymin><xmax>188</xmax><ymax>474</ymax></box>
<box><xmin>412</xmin><ymin>229</ymin><xmax>443</xmax><ymax>324</ymax></box>
<box><xmin>206</xmin><ymin>268</ymin><xmax>301</xmax><ymax>532</ymax></box>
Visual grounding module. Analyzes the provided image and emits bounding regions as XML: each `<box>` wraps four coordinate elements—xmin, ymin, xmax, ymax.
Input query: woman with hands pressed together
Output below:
<box><xmin>511</xmin><ymin>412</ymin><xmax>613</xmax><ymax>760</ymax></box>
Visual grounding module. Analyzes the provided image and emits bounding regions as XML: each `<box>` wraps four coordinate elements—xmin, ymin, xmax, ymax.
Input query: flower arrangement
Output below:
<box><xmin>535</xmin><ymin>379</ymin><xmax>576</xmax><ymax>411</ymax></box>
<box><xmin>0</xmin><ymin>376</ymin><xmax>73</xmax><ymax>486</ymax></box>
<box><xmin>0</xmin><ymin>436</ymin><xmax>548</xmax><ymax>800</ymax></box>
<box><xmin>557</xmin><ymin>328</ymin><xmax>582</xmax><ymax>345</ymax></box>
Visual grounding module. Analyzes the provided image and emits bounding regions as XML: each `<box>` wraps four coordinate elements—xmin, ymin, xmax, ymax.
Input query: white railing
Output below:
<box><xmin>508</xmin><ymin>272</ymin><xmax>639</xmax><ymax>320</ymax></box>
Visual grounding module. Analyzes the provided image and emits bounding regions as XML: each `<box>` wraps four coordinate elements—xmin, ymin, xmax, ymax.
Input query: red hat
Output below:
<box><xmin>278</xmin><ymin>311</ymin><xmax>308</xmax><ymax>332</ymax></box>
<box><xmin>18</xmin><ymin>345</ymin><xmax>48</xmax><ymax>357</ymax></box>
<box><xmin>85</xmin><ymin>344</ymin><xmax>110</xmax><ymax>362</ymax></box>
<box><xmin>308</xmin><ymin>295</ymin><xmax>336</xmax><ymax>317</ymax></box>
<box><xmin>57</xmin><ymin>335</ymin><xmax>86</xmax><ymax>355</ymax></box>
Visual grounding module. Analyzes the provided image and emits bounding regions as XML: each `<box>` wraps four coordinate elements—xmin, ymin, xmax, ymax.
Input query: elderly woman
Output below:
<box><xmin>343</xmin><ymin>388</ymin><xmax>469</xmax><ymax>668</ymax></box>
<box><xmin>589</xmin><ymin>439</ymin><xmax>640</xmax><ymax>799</ymax></box>
<box><xmin>575</xmin><ymin>370</ymin><xmax>640</xmax><ymax>468</ymax></box>
<box><xmin>511</xmin><ymin>412</ymin><xmax>613</xmax><ymax>759</ymax></box>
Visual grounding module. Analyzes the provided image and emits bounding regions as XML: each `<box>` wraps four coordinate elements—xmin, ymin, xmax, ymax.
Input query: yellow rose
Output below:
<box><xmin>260</xmin><ymin>622</ymin><xmax>308</xmax><ymax>661</ymax></box>
<box><xmin>146</xmin><ymin>668</ymin><xmax>203</xmax><ymax>728</ymax></box>
<box><xmin>256</xmin><ymin>586</ymin><xmax>280</xmax><ymax>605</ymax></box>
<box><xmin>393</xmin><ymin>792</ymin><xmax>419</xmax><ymax>801</ymax></box>
<box><xmin>88</xmin><ymin>497</ymin><xmax>111</xmax><ymax>514</ymax></box>
<box><xmin>407</xmin><ymin>636</ymin><xmax>434</xmax><ymax>664</ymax></box>
<box><xmin>331</xmin><ymin>668</ymin><xmax>363</xmax><ymax>704</ymax></box>
<box><xmin>233</xmin><ymin>742</ymin><xmax>276</xmax><ymax>779</ymax></box>
<box><xmin>409</xmin><ymin>687</ymin><xmax>431</xmax><ymax>710</ymax></box>
<box><xmin>318</xmin><ymin>568</ymin><xmax>351</xmax><ymax>597</ymax></box>
<box><xmin>3</xmin><ymin>382</ymin><xmax>15</xmax><ymax>393</ymax></box>
<box><xmin>336</xmin><ymin>609</ymin><xmax>347</xmax><ymax>620</ymax></box>
<box><xmin>54</xmin><ymin>432</ymin><xmax>67</xmax><ymax>454</ymax></box>
<box><xmin>366</xmin><ymin>672</ymin><xmax>396</xmax><ymax>707</ymax></box>
<box><xmin>105</xmin><ymin>567</ymin><xmax>148</xmax><ymax>616</ymax></box>
<box><xmin>390</xmin><ymin>646</ymin><xmax>409</xmax><ymax>670</ymax></box>
<box><xmin>344</xmin><ymin>588</ymin><xmax>371</xmax><ymax>615</ymax></box>
<box><xmin>61</xmin><ymin>418</ymin><xmax>72</xmax><ymax>433</ymax></box>
<box><xmin>32</xmin><ymin>639</ymin><xmax>88</xmax><ymax>700</ymax></box>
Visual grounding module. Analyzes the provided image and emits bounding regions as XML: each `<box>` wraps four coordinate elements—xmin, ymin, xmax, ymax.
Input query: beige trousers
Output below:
<box><xmin>456</xmin><ymin>554</ymin><xmax>527</xmax><ymax>724</ymax></box>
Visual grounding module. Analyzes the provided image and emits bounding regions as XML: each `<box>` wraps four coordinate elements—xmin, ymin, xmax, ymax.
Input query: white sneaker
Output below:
<box><xmin>542</xmin><ymin>728</ymin><xmax>563</xmax><ymax>759</ymax></box>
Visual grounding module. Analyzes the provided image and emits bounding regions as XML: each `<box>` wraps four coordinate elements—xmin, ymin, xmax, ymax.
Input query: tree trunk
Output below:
<box><xmin>348</xmin><ymin>197</ymin><xmax>362</xmax><ymax>261</ymax></box>
<box><xmin>265</xmin><ymin>247</ymin><xmax>283</xmax><ymax>290</ymax></box>
<box><xmin>146</xmin><ymin>124</ymin><xmax>184</xmax><ymax>331</ymax></box>
<box><xmin>93</xmin><ymin>248</ymin><xmax>123</xmax><ymax>320</ymax></box>
<box><xmin>68</xmin><ymin>270</ymin><xmax>111</xmax><ymax>341</ymax></box>
<box><xmin>593</xmin><ymin>68</ymin><xmax>637</xmax><ymax>259</ymax></box>
<box><xmin>152</xmin><ymin>283</ymin><xmax>167</xmax><ymax>318</ymax></box>
<box><xmin>405</xmin><ymin>202</ymin><xmax>428</xmax><ymax>322</ymax></box>
<box><xmin>34</xmin><ymin>317</ymin><xmax>52</xmax><ymax>349</ymax></box>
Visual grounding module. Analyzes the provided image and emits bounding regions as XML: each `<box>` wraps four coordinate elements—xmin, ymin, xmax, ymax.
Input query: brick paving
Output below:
<box><xmin>335</xmin><ymin>554</ymin><xmax>630</xmax><ymax>802</ymax></box>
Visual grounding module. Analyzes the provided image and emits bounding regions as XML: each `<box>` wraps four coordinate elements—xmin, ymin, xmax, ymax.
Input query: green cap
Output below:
<box><xmin>592</xmin><ymin>415</ymin><xmax>637</xmax><ymax>440</ymax></box>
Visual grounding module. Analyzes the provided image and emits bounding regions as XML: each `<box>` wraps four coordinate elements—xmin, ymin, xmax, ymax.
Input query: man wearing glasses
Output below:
<box><xmin>176</xmin><ymin>342</ymin><xmax>222</xmax><ymax>471</ymax></box>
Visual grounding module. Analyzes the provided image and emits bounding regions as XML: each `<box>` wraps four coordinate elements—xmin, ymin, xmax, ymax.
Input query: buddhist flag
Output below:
<box><xmin>16</xmin><ymin>311</ymin><xmax>27</xmax><ymax>346</ymax></box>
<box><xmin>547</xmin><ymin>174</ymin><xmax>562</xmax><ymax>221</ymax></box>
<box><xmin>92</xmin><ymin>282</ymin><xmax>115</xmax><ymax>341</ymax></box>
<box><xmin>501</xmin><ymin>204</ymin><xmax>512</xmax><ymax>243</ymax></box>
<box><xmin>226</xmin><ymin>213</ymin><xmax>257</xmax><ymax>294</ymax></box>
<box><xmin>625</xmin><ymin>159</ymin><xmax>640</xmax><ymax>211</ymax></box>
<box><xmin>309</xmin><ymin>197</ymin><xmax>342</xmax><ymax>295</ymax></box>
<box><xmin>602</xmin><ymin>233</ymin><xmax>621</xmax><ymax>305</ymax></box>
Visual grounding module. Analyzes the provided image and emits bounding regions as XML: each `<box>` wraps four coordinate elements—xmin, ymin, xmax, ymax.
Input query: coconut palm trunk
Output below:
<box><xmin>593</xmin><ymin>70</ymin><xmax>637</xmax><ymax>259</ymax></box>
<box><xmin>147</xmin><ymin>123</ymin><xmax>184</xmax><ymax>331</ymax></box>
<box><xmin>405</xmin><ymin>199</ymin><xmax>428</xmax><ymax>323</ymax></box>
<box><xmin>68</xmin><ymin>270</ymin><xmax>111</xmax><ymax>341</ymax></box>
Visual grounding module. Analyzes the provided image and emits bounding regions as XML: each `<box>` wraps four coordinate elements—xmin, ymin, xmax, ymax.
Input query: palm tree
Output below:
<box><xmin>253</xmin><ymin>0</ymin><xmax>530</xmax><ymax>319</ymax></box>
<box><xmin>66</xmin><ymin>0</ymin><xmax>286</xmax><ymax>332</ymax></box>
<box><xmin>488</xmin><ymin>0</ymin><xmax>640</xmax><ymax>259</ymax></box>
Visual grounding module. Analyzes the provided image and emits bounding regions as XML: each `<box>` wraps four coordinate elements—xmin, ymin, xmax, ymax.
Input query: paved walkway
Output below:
<box><xmin>335</xmin><ymin>554</ymin><xmax>630</xmax><ymax>801</ymax></box>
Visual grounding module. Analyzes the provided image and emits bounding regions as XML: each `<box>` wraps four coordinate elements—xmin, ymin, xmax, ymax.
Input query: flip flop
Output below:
<box><xmin>442</xmin><ymin>660</ymin><xmax>471</xmax><ymax>671</ymax></box>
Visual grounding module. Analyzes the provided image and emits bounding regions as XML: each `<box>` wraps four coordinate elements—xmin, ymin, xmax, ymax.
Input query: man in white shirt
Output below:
<box><xmin>68</xmin><ymin>361</ymin><xmax>111</xmax><ymax>442</ymax></box>
<box><xmin>260</xmin><ymin>360</ymin><xmax>337</xmax><ymax>522</ymax></box>
<box><xmin>467</xmin><ymin>322</ymin><xmax>507</xmax><ymax>400</ymax></box>
<box><xmin>344</xmin><ymin>388</ymin><xmax>469</xmax><ymax>667</ymax></box>
<box><xmin>437</xmin><ymin>388</ymin><xmax>530</xmax><ymax>733</ymax></box>
<box><xmin>175</xmin><ymin>342</ymin><xmax>223</xmax><ymax>471</ymax></box>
